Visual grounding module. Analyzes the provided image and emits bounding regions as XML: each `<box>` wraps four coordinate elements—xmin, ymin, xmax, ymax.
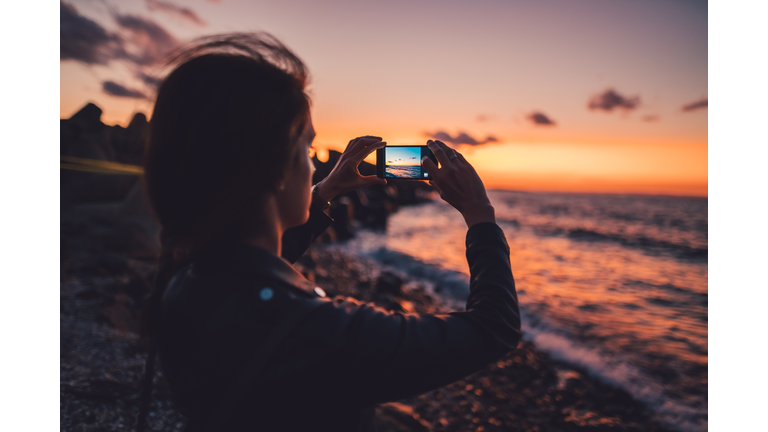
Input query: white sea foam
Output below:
<box><xmin>521</xmin><ymin>313</ymin><xmax>707</xmax><ymax>431</ymax></box>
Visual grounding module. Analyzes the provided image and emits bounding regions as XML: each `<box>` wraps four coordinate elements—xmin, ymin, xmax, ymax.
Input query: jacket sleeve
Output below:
<box><xmin>280</xmin><ymin>204</ymin><xmax>334</xmax><ymax>264</ymax></box>
<box><xmin>281</xmin><ymin>222</ymin><xmax>521</xmax><ymax>406</ymax></box>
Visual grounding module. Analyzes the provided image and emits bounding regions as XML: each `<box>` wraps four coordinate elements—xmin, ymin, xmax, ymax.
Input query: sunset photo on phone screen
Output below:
<box><xmin>385</xmin><ymin>147</ymin><xmax>422</xmax><ymax>178</ymax></box>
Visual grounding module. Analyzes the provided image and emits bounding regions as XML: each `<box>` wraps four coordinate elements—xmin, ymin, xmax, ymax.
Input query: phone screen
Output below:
<box><xmin>381</xmin><ymin>146</ymin><xmax>432</xmax><ymax>179</ymax></box>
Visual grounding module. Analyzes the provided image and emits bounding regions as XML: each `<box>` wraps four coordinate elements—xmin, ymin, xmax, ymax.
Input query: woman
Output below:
<box><xmin>142</xmin><ymin>33</ymin><xmax>521</xmax><ymax>432</ymax></box>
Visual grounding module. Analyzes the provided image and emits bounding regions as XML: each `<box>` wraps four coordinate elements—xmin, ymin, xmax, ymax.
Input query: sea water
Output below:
<box><xmin>336</xmin><ymin>190</ymin><xmax>708</xmax><ymax>431</ymax></box>
<box><xmin>385</xmin><ymin>165</ymin><xmax>423</xmax><ymax>179</ymax></box>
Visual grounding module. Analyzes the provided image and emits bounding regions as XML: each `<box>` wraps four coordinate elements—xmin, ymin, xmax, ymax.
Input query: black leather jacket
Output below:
<box><xmin>159</xmin><ymin>206</ymin><xmax>521</xmax><ymax>431</ymax></box>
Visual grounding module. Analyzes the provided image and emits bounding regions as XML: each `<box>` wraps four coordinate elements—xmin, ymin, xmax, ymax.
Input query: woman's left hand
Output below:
<box><xmin>314</xmin><ymin>136</ymin><xmax>387</xmax><ymax>201</ymax></box>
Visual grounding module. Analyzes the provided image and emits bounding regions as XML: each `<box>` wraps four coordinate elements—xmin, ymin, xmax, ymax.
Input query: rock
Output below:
<box><xmin>120</xmin><ymin>274</ymin><xmax>152</xmax><ymax>304</ymax></box>
<box><xmin>373</xmin><ymin>295</ymin><xmax>407</xmax><ymax>313</ymax></box>
<box><xmin>375</xmin><ymin>272</ymin><xmax>403</xmax><ymax>296</ymax></box>
<box><xmin>62</xmin><ymin>181</ymin><xmax>160</xmax><ymax>259</ymax></box>
<box><xmin>61</xmin><ymin>103</ymin><xmax>147</xmax><ymax>206</ymax></box>
<box><xmin>374</xmin><ymin>402</ymin><xmax>431</xmax><ymax>432</ymax></box>
<box><xmin>101</xmin><ymin>293</ymin><xmax>138</xmax><ymax>334</ymax></box>
<box><xmin>74</xmin><ymin>253</ymin><xmax>129</xmax><ymax>276</ymax></box>
<box><xmin>69</xmin><ymin>103</ymin><xmax>104</xmax><ymax>134</ymax></box>
<box><xmin>111</xmin><ymin>112</ymin><xmax>148</xmax><ymax>165</ymax></box>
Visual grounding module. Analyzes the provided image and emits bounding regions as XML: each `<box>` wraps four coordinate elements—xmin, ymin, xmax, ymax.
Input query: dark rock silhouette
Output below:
<box><xmin>61</xmin><ymin>103</ymin><xmax>147</xmax><ymax>206</ymax></box>
<box><xmin>375</xmin><ymin>271</ymin><xmax>404</xmax><ymax>296</ymax></box>
<box><xmin>61</xmin><ymin>103</ymin><xmax>437</xmax><ymax>261</ymax></box>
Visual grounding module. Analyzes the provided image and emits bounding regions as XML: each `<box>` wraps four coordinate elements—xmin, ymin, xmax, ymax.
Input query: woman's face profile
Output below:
<box><xmin>276</xmin><ymin>115</ymin><xmax>316</xmax><ymax>229</ymax></box>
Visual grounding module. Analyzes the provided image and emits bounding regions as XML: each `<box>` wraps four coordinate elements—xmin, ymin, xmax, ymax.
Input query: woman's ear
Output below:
<box><xmin>275</xmin><ymin>176</ymin><xmax>286</xmax><ymax>192</ymax></box>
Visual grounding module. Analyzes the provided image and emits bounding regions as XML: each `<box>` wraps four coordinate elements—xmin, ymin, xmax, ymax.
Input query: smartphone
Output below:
<box><xmin>376</xmin><ymin>145</ymin><xmax>436</xmax><ymax>180</ymax></box>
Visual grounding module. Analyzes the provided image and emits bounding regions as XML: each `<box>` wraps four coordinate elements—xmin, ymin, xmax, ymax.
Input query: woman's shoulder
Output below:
<box><xmin>162</xmin><ymin>259</ymin><xmax>320</xmax><ymax>322</ymax></box>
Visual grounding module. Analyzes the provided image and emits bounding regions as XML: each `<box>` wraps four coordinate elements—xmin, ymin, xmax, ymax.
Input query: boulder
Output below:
<box><xmin>61</xmin><ymin>103</ymin><xmax>144</xmax><ymax>206</ymax></box>
<box><xmin>374</xmin><ymin>402</ymin><xmax>431</xmax><ymax>432</ymax></box>
<box><xmin>375</xmin><ymin>272</ymin><xmax>403</xmax><ymax>296</ymax></box>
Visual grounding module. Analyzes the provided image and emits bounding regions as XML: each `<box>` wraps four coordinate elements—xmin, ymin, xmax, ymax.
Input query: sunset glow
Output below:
<box><xmin>385</xmin><ymin>147</ymin><xmax>422</xmax><ymax>166</ymax></box>
<box><xmin>60</xmin><ymin>0</ymin><xmax>707</xmax><ymax>196</ymax></box>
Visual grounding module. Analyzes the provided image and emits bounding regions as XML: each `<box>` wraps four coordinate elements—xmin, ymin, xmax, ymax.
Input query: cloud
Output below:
<box><xmin>60</xmin><ymin>2</ymin><xmax>121</xmax><ymax>65</ymax></box>
<box><xmin>146</xmin><ymin>0</ymin><xmax>207</xmax><ymax>26</ymax></box>
<box><xmin>527</xmin><ymin>112</ymin><xmax>556</xmax><ymax>126</ymax></box>
<box><xmin>682</xmin><ymin>98</ymin><xmax>707</xmax><ymax>112</ymax></box>
<box><xmin>113</xmin><ymin>13</ymin><xmax>178</xmax><ymax>66</ymax></box>
<box><xmin>588</xmin><ymin>88</ymin><xmax>640</xmax><ymax>112</ymax></box>
<box><xmin>136</xmin><ymin>71</ymin><xmax>162</xmax><ymax>88</ymax></box>
<box><xmin>427</xmin><ymin>131</ymin><xmax>499</xmax><ymax>146</ymax></box>
<box><xmin>102</xmin><ymin>81</ymin><xmax>148</xmax><ymax>99</ymax></box>
<box><xmin>641</xmin><ymin>115</ymin><xmax>660</xmax><ymax>123</ymax></box>
<box><xmin>61</xmin><ymin>2</ymin><xmax>179</xmax><ymax>70</ymax></box>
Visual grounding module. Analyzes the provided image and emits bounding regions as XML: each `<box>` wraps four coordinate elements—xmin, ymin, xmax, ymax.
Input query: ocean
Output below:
<box><xmin>334</xmin><ymin>190</ymin><xmax>708</xmax><ymax>431</ymax></box>
<box><xmin>385</xmin><ymin>165</ymin><xmax>423</xmax><ymax>179</ymax></box>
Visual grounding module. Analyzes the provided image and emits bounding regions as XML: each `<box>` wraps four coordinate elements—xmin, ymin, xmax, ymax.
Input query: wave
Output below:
<box><xmin>521</xmin><ymin>313</ymin><xmax>708</xmax><ymax>431</ymax></box>
<box><xmin>510</xmin><ymin>222</ymin><xmax>708</xmax><ymax>262</ymax></box>
<box><xmin>566</xmin><ymin>228</ymin><xmax>707</xmax><ymax>261</ymax></box>
<box><xmin>335</xmin><ymin>224</ymin><xmax>708</xmax><ymax>431</ymax></box>
<box><xmin>333</xmin><ymin>239</ymin><xmax>471</xmax><ymax>305</ymax></box>
<box><xmin>625</xmin><ymin>280</ymin><xmax>708</xmax><ymax>306</ymax></box>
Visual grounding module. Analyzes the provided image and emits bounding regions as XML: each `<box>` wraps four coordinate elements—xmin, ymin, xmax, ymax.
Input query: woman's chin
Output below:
<box><xmin>286</xmin><ymin>210</ymin><xmax>311</xmax><ymax>229</ymax></box>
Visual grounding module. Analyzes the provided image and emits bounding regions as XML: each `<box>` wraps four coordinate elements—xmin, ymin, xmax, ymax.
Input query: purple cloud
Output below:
<box><xmin>60</xmin><ymin>2</ymin><xmax>121</xmax><ymax>65</ymax></box>
<box><xmin>682</xmin><ymin>98</ymin><xmax>707</xmax><ymax>112</ymax></box>
<box><xmin>61</xmin><ymin>2</ymin><xmax>180</xmax><ymax>73</ymax></box>
<box><xmin>136</xmin><ymin>71</ymin><xmax>162</xmax><ymax>88</ymax></box>
<box><xmin>427</xmin><ymin>131</ymin><xmax>499</xmax><ymax>146</ymax></box>
<box><xmin>641</xmin><ymin>115</ymin><xmax>660</xmax><ymax>123</ymax></box>
<box><xmin>527</xmin><ymin>112</ymin><xmax>556</xmax><ymax>126</ymax></box>
<box><xmin>113</xmin><ymin>13</ymin><xmax>178</xmax><ymax>66</ymax></box>
<box><xmin>588</xmin><ymin>88</ymin><xmax>641</xmax><ymax>112</ymax></box>
<box><xmin>102</xmin><ymin>81</ymin><xmax>147</xmax><ymax>99</ymax></box>
<box><xmin>146</xmin><ymin>0</ymin><xmax>207</xmax><ymax>26</ymax></box>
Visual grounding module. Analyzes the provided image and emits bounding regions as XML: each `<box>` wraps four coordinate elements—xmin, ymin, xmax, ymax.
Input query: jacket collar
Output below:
<box><xmin>193</xmin><ymin>240</ymin><xmax>318</xmax><ymax>296</ymax></box>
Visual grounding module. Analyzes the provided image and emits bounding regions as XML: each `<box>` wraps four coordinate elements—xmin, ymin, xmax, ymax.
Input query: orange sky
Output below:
<box><xmin>61</xmin><ymin>0</ymin><xmax>708</xmax><ymax>196</ymax></box>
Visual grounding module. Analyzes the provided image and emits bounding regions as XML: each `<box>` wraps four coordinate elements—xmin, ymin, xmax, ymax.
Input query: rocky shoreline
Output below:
<box><xmin>61</xmin><ymin>102</ymin><xmax>674</xmax><ymax>431</ymax></box>
<box><xmin>61</xmin><ymin>233</ymin><xmax>672</xmax><ymax>431</ymax></box>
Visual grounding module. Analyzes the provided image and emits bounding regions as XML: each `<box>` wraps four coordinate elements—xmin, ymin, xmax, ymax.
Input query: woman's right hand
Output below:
<box><xmin>422</xmin><ymin>140</ymin><xmax>496</xmax><ymax>228</ymax></box>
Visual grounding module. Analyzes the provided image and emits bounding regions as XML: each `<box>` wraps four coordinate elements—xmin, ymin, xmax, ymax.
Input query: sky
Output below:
<box><xmin>386</xmin><ymin>147</ymin><xmax>421</xmax><ymax>166</ymax></box>
<box><xmin>60</xmin><ymin>0</ymin><xmax>708</xmax><ymax>196</ymax></box>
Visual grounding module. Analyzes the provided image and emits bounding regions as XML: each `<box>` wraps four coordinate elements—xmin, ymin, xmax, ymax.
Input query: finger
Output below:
<box><xmin>353</xmin><ymin>140</ymin><xmax>385</xmax><ymax>163</ymax></box>
<box><xmin>349</xmin><ymin>136</ymin><xmax>382</xmax><ymax>158</ymax></box>
<box><xmin>456</xmin><ymin>152</ymin><xmax>470</xmax><ymax>165</ymax></box>
<box><xmin>345</xmin><ymin>138</ymin><xmax>360</xmax><ymax>152</ymax></box>
<box><xmin>347</xmin><ymin>139</ymin><xmax>383</xmax><ymax>163</ymax></box>
<box><xmin>427</xmin><ymin>140</ymin><xmax>451</xmax><ymax>167</ymax></box>
<box><xmin>422</xmin><ymin>156</ymin><xmax>440</xmax><ymax>179</ymax></box>
<box><xmin>434</xmin><ymin>140</ymin><xmax>459</xmax><ymax>163</ymax></box>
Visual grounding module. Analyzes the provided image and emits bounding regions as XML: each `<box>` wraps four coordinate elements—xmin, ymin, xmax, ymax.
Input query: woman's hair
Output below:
<box><xmin>142</xmin><ymin>33</ymin><xmax>311</xmax><ymax>337</ymax></box>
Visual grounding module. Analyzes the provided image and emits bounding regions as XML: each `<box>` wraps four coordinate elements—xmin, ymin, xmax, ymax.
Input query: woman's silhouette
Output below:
<box><xmin>142</xmin><ymin>33</ymin><xmax>520</xmax><ymax>432</ymax></box>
